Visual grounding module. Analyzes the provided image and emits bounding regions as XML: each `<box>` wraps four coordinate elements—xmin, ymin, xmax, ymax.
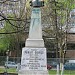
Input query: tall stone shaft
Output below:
<box><xmin>26</xmin><ymin>8</ymin><xmax>44</xmax><ymax>47</ymax></box>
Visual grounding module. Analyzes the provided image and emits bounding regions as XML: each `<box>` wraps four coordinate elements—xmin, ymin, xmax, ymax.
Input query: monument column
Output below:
<box><xmin>18</xmin><ymin>0</ymin><xmax>49</xmax><ymax>75</ymax></box>
<box><xmin>25</xmin><ymin>7</ymin><xmax>44</xmax><ymax>47</ymax></box>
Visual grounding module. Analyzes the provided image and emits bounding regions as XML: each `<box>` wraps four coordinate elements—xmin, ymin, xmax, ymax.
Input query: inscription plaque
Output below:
<box><xmin>21</xmin><ymin>48</ymin><xmax>47</xmax><ymax>71</ymax></box>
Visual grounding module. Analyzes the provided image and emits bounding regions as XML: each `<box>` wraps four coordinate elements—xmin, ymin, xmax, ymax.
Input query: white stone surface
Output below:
<box><xmin>18</xmin><ymin>47</ymin><xmax>49</xmax><ymax>75</ymax></box>
<box><xmin>28</xmin><ymin>8</ymin><xmax>42</xmax><ymax>39</ymax></box>
<box><xmin>18</xmin><ymin>70</ymin><xmax>49</xmax><ymax>75</ymax></box>
<box><xmin>21</xmin><ymin>47</ymin><xmax>47</xmax><ymax>71</ymax></box>
<box><xmin>18</xmin><ymin>8</ymin><xmax>49</xmax><ymax>75</ymax></box>
<box><xmin>25</xmin><ymin>39</ymin><xmax>44</xmax><ymax>47</ymax></box>
<box><xmin>25</xmin><ymin>8</ymin><xmax>44</xmax><ymax>47</ymax></box>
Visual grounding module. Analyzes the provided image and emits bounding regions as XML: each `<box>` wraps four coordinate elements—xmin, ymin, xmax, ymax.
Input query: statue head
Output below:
<box><xmin>30</xmin><ymin>0</ymin><xmax>44</xmax><ymax>7</ymax></box>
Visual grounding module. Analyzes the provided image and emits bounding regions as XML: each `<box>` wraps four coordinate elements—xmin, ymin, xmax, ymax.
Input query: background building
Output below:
<box><xmin>66</xmin><ymin>9</ymin><xmax>75</xmax><ymax>58</ymax></box>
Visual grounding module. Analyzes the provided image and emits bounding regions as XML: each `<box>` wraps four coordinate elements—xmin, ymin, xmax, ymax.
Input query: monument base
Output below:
<box><xmin>18</xmin><ymin>47</ymin><xmax>49</xmax><ymax>75</ymax></box>
<box><xmin>18</xmin><ymin>70</ymin><xmax>49</xmax><ymax>75</ymax></box>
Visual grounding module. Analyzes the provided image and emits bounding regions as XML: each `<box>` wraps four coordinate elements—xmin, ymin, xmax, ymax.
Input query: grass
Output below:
<box><xmin>48</xmin><ymin>70</ymin><xmax>75</xmax><ymax>75</ymax></box>
<box><xmin>0</xmin><ymin>68</ymin><xmax>17</xmax><ymax>73</ymax></box>
<box><xmin>0</xmin><ymin>68</ymin><xmax>75</xmax><ymax>75</ymax></box>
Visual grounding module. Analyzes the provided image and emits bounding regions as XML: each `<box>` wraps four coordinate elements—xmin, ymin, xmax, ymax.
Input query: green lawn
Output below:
<box><xmin>0</xmin><ymin>68</ymin><xmax>75</xmax><ymax>75</ymax></box>
<box><xmin>48</xmin><ymin>70</ymin><xmax>75</xmax><ymax>75</ymax></box>
<box><xmin>0</xmin><ymin>68</ymin><xmax>17</xmax><ymax>73</ymax></box>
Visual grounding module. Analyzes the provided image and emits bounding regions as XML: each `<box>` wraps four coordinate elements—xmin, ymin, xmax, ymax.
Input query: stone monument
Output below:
<box><xmin>18</xmin><ymin>0</ymin><xmax>49</xmax><ymax>75</ymax></box>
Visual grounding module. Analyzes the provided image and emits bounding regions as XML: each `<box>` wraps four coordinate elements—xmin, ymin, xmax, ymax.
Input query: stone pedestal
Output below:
<box><xmin>25</xmin><ymin>39</ymin><xmax>44</xmax><ymax>47</ymax></box>
<box><xmin>18</xmin><ymin>47</ymin><xmax>49</xmax><ymax>75</ymax></box>
<box><xmin>18</xmin><ymin>8</ymin><xmax>49</xmax><ymax>75</ymax></box>
<box><xmin>18</xmin><ymin>70</ymin><xmax>49</xmax><ymax>75</ymax></box>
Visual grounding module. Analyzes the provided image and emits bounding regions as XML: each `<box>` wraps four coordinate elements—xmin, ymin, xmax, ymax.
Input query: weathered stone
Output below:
<box><xmin>18</xmin><ymin>8</ymin><xmax>49</xmax><ymax>75</ymax></box>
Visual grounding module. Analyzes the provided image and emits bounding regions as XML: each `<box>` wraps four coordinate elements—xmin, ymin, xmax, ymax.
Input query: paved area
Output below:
<box><xmin>0</xmin><ymin>66</ymin><xmax>4</xmax><ymax>68</ymax></box>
